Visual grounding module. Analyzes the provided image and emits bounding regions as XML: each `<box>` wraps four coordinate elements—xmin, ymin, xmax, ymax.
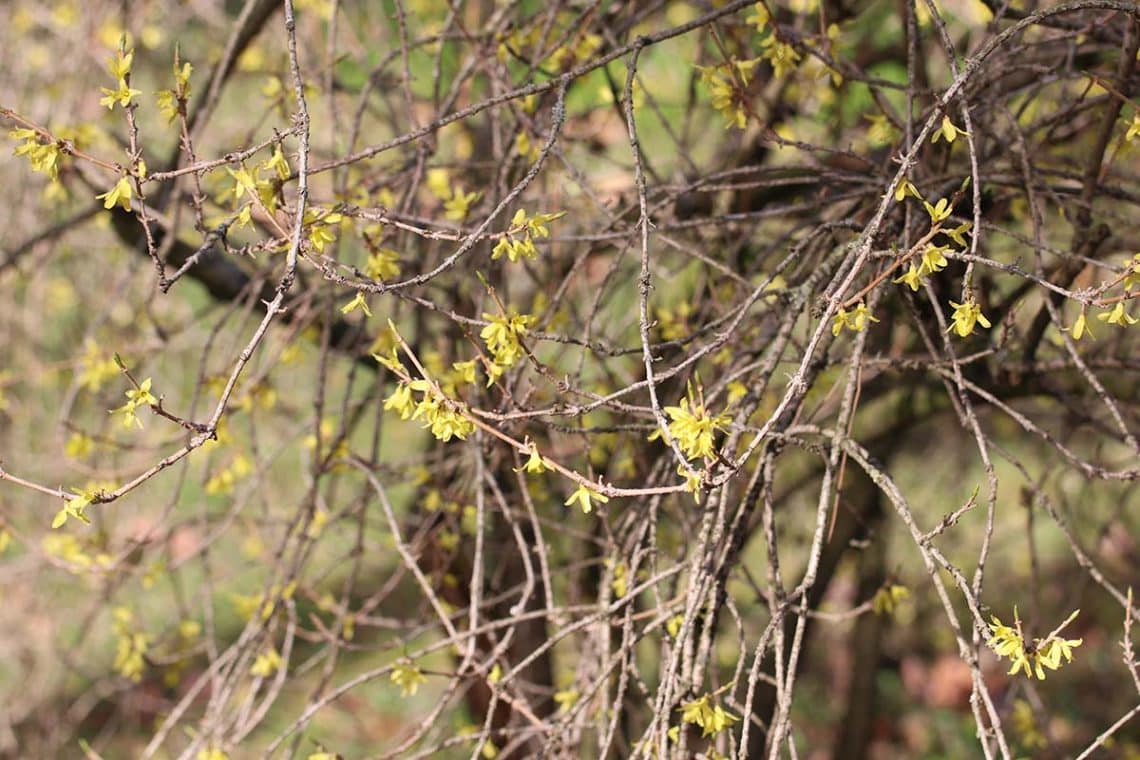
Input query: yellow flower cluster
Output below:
<box><xmin>156</xmin><ymin>59</ymin><xmax>193</xmax><ymax>124</ymax></box>
<box><xmin>655</xmin><ymin>302</ymin><xmax>694</xmax><ymax>341</ymax></box>
<box><xmin>545</xmin><ymin>32</ymin><xmax>602</xmax><ymax>71</ymax></box>
<box><xmin>947</xmin><ymin>299</ymin><xmax>991</xmax><ymax>337</ymax></box>
<box><xmin>492</xmin><ymin>209</ymin><xmax>564</xmax><ymax>263</ymax></box>
<box><xmin>9</xmin><ymin>128</ymin><xmax>63</xmax><ymax>181</ymax></box>
<box><xmin>365</xmin><ymin>247</ymin><xmax>401</xmax><ymax>281</ymax></box>
<box><xmin>893</xmin><ymin>238</ymin><xmax>966</xmax><ymax>292</ymax></box>
<box><xmin>871</xmin><ymin>584</ymin><xmax>909</xmax><ymax>616</ymax></box>
<box><xmin>113</xmin><ymin>377</ymin><xmax>158</xmax><ymax>429</ymax></box>
<box><xmin>65</xmin><ymin>432</ymin><xmax>95</xmax><ymax>460</ymax></box>
<box><xmin>426</xmin><ymin>168</ymin><xmax>481</xmax><ymax>221</ymax></box>
<box><xmin>99</xmin><ymin>47</ymin><xmax>141</xmax><ymax>110</ymax></box>
<box><xmin>304</xmin><ymin>207</ymin><xmax>343</xmax><ymax>251</ymax></box>
<box><xmin>1123</xmin><ymin>253</ymin><xmax>1140</xmax><ymax>290</ymax></box>
<box><xmin>112</xmin><ymin>607</ymin><xmax>150</xmax><ymax>682</ymax></box>
<box><xmin>384</xmin><ymin>378</ymin><xmax>475</xmax><ymax>442</ymax></box>
<box><xmin>250</xmin><ymin>647</ymin><xmax>283</xmax><ymax>677</ymax></box>
<box><xmin>831</xmin><ymin>301</ymin><xmax>878</xmax><ymax>336</ymax></box>
<box><xmin>42</xmin><ymin>530</ymin><xmax>114</xmax><ymax>573</ymax></box>
<box><xmin>866</xmin><ymin>114</ymin><xmax>900</xmax><ymax>148</ymax></box>
<box><xmin>1097</xmin><ymin>302</ymin><xmax>1137</xmax><ymax>327</ymax></box>
<box><xmin>696</xmin><ymin>59</ymin><xmax>759</xmax><ymax>130</ymax></box>
<box><xmin>52</xmin><ymin>487</ymin><xmax>97</xmax><ymax>529</ymax></box>
<box><xmin>1068</xmin><ymin>254</ymin><xmax>1140</xmax><ymax>339</ymax></box>
<box><xmin>760</xmin><ymin>34</ymin><xmax>801</xmax><ymax>79</ymax></box>
<box><xmin>229</xmin><ymin>582</ymin><xmax>297</xmax><ymax>623</ymax></box>
<box><xmin>480</xmin><ymin>310</ymin><xmax>534</xmax><ymax>382</ymax></box>
<box><xmin>1127</xmin><ymin>112</ymin><xmax>1140</xmax><ymax>142</ymax></box>
<box><xmin>390</xmin><ymin>660</ymin><xmax>427</xmax><ymax>697</ymax></box>
<box><xmin>661</xmin><ymin>395</ymin><xmax>730</xmax><ymax>462</ymax></box>
<box><xmin>221</xmin><ymin>150</ymin><xmax>288</xmax><ymax>228</ymax></box>
<box><xmin>679</xmin><ymin>693</ymin><xmax>739</xmax><ymax>738</ymax></box>
<box><xmin>205</xmin><ymin>453</ymin><xmax>253</xmax><ymax>495</ymax></box>
<box><xmin>988</xmin><ymin>609</ymin><xmax>1082</xmax><ymax>680</ymax></box>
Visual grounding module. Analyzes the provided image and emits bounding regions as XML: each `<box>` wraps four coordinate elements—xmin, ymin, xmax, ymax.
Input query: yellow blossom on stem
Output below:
<box><xmin>866</xmin><ymin>114</ymin><xmax>899</xmax><ymax>148</ymax></box>
<box><xmin>680</xmin><ymin>694</ymin><xmax>739</xmax><ymax>738</ymax></box>
<box><xmin>894</xmin><ymin>178</ymin><xmax>921</xmax><ymax>202</ymax></box>
<box><xmin>931</xmin><ymin>114</ymin><xmax>968</xmax><ymax>144</ymax></box>
<box><xmin>678</xmin><ymin>464</ymin><xmax>702</xmax><ymax>502</ymax></box>
<box><xmin>127</xmin><ymin>377</ymin><xmax>157</xmax><ymax>406</ymax></box>
<box><xmin>407</xmin><ymin>385</ymin><xmax>475</xmax><ymax>442</ymax></box>
<box><xmin>100</xmin><ymin>46</ymin><xmax>141</xmax><ymax>109</ymax></box>
<box><xmin>250</xmin><ymin>648</ymin><xmax>283</xmax><ymax>677</ymax></box>
<box><xmin>107</xmin><ymin>47</ymin><xmax>134</xmax><ymax>80</ymax></box>
<box><xmin>443</xmin><ymin>188</ymin><xmax>481</xmax><ymax>220</ymax></box>
<box><xmin>52</xmin><ymin>488</ymin><xmax>95</xmax><ymax>529</ymax></box>
<box><xmin>760</xmin><ymin>35</ymin><xmax>800</xmax><ymax>79</ymax></box>
<box><xmin>480</xmin><ymin>310</ymin><xmax>533</xmax><ymax>369</ymax></box>
<box><xmin>263</xmin><ymin>144</ymin><xmax>289</xmax><ymax>180</ymax></box>
<box><xmin>304</xmin><ymin>208</ymin><xmax>344</xmax><ymax>252</ymax></box>
<box><xmin>383</xmin><ymin>383</ymin><xmax>416</xmax><ymax>419</ymax></box>
<box><xmin>832</xmin><ymin>301</ymin><xmax>879</xmax><ymax>336</ymax></box>
<box><xmin>923</xmin><ymin>197</ymin><xmax>952</xmax><ymax>223</ymax></box>
<box><xmin>893</xmin><ymin>264</ymin><xmax>924</xmax><ymax>291</ymax></box>
<box><xmin>112</xmin><ymin>607</ymin><xmax>150</xmax><ymax>682</ymax></box>
<box><xmin>696</xmin><ymin>60</ymin><xmax>758</xmax><ymax>129</ymax></box>
<box><xmin>65</xmin><ymin>432</ymin><xmax>95</xmax><ymax>460</ymax></box>
<box><xmin>1126</xmin><ymin>112</ymin><xmax>1140</xmax><ymax>142</ymax></box>
<box><xmin>553</xmin><ymin>688</ymin><xmax>579</xmax><ymax>711</ymax></box>
<box><xmin>871</xmin><ymin>584</ymin><xmax>909</xmax><ymax>615</ymax></box>
<box><xmin>450</xmin><ymin>359</ymin><xmax>477</xmax><ymax>386</ymax></box>
<box><xmin>1064</xmin><ymin>311</ymin><xmax>1093</xmax><ymax>341</ymax></box>
<box><xmin>157</xmin><ymin>59</ymin><xmax>193</xmax><ymax>123</ymax></box>
<box><xmin>10</xmin><ymin>128</ymin><xmax>64</xmax><ymax>181</ymax></box>
<box><xmin>516</xmin><ymin>439</ymin><xmax>547</xmax><ymax>474</ymax></box>
<box><xmin>661</xmin><ymin>388</ymin><xmax>731</xmax><ymax>461</ymax></box>
<box><xmin>920</xmin><ymin>244</ymin><xmax>951</xmax><ymax>274</ymax></box>
<box><xmin>1097</xmin><ymin>302</ymin><xmax>1137</xmax><ymax>327</ymax></box>
<box><xmin>100</xmin><ymin>80</ymin><xmax>142</xmax><ymax>110</ymax></box>
<box><xmin>564</xmin><ymin>483</ymin><xmax>608</xmax><ymax>514</ymax></box>
<box><xmin>745</xmin><ymin>2</ymin><xmax>769</xmax><ymax>31</ymax></box>
<box><xmin>390</xmin><ymin>660</ymin><xmax>427</xmax><ymax>696</ymax></box>
<box><xmin>112</xmin><ymin>377</ymin><xmax>158</xmax><ymax>428</ymax></box>
<box><xmin>340</xmin><ymin>292</ymin><xmax>372</xmax><ymax>318</ymax></box>
<box><xmin>97</xmin><ymin>175</ymin><xmax>134</xmax><ymax>211</ymax></box>
<box><xmin>947</xmin><ymin>300</ymin><xmax>991</xmax><ymax>337</ymax></box>
<box><xmin>945</xmin><ymin>221</ymin><xmax>972</xmax><ymax>247</ymax></box>
<box><xmin>365</xmin><ymin>248</ymin><xmax>401</xmax><ymax>281</ymax></box>
<box><xmin>987</xmin><ymin>608</ymin><xmax>1082</xmax><ymax>680</ymax></box>
<box><xmin>491</xmin><ymin>209</ymin><xmax>563</xmax><ymax>262</ymax></box>
<box><xmin>225</xmin><ymin>165</ymin><xmax>258</xmax><ymax>204</ymax></box>
<box><xmin>1123</xmin><ymin>254</ymin><xmax>1140</xmax><ymax>290</ymax></box>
